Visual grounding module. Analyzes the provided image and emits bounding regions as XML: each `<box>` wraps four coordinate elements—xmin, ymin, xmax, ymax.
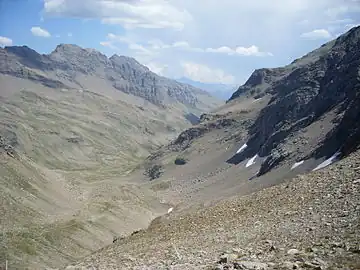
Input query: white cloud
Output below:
<box><xmin>100</xmin><ymin>33</ymin><xmax>157</xmax><ymax>57</ymax></box>
<box><xmin>147</xmin><ymin>39</ymin><xmax>203</xmax><ymax>52</ymax></box>
<box><xmin>100</xmin><ymin>41</ymin><xmax>118</xmax><ymax>50</ymax></box>
<box><xmin>328</xmin><ymin>18</ymin><xmax>354</xmax><ymax>24</ymax></box>
<box><xmin>44</xmin><ymin>0</ymin><xmax>192</xmax><ymax>30</ymax></box>
<box><xmin>68</xmin><ymin>32</ymin><xmax>73</xmax><ymax>37</ymax></box>
<box><xmin>206</xmin><ymin>45</ymin><xmax>273</xmax><ymax>56</ymax></box>
<box><xmin>181</xmin><ymin>62</ymin><xmax>235</xmax><ymax>84</ymax></box>
<box><xmin>128</xmin><ymin>43</ymin><xmax>155</xmax><ymax>56</ymax></box>
<box><xmin>300</xmin><ymin>29</ymin><xmax>332</xmax><ymax>39</ymax></box>
<box><xmin>103</xmin><ymin>34</ymin><xmax>272</xmax><ymax>57</ymax></box>
<box><xmin>0</xmin><ymin>36</ymin><xmax>13</xmax><ymax>46</ymax></box>
<box><xmin>31</xmin><ymin>26</ymin><xmax>51</xmax><ymax>37</ymax></box>
<box><xmin>297</xmin><ymin>19</ymin><xmax>310</xmax><ymax>25</ymax></box>
<box><xmin>325</xmin><ymin>4</ymin><xmax>360</xmax><ymax>18</ymax></box>
<box><xmin>146</xmin><ymin>62</ymin><xmax>169</xmax><ymax>75</ymax></box>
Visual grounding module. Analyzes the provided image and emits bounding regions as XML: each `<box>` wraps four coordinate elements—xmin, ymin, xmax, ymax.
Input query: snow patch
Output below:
<box><xmin>312</xmin><ymin>151</ymin><xmax>341</xmax><ymax>172</ymax></box>
<box><xmin>252</xmin><ymin>98</ymin><xmax>262</xmax><ymax>103</ymax></box>
<box><xmin>236</xmin><ymin>143</ymin><xmax>248</xmax><ymax>154</ymax></box>
<box><xmin>291</xmin><ymin>160</ymin><xmax>304</xmax><ymax>170</ymax></box>
<box><xmin>167</xmin><ymin>207</ymin><xmax>173</xmax><ymax>214</ymax></box>
<box><xmin>246</xmin><ymin>154</ymin><xmax>258</xmax><ymax>168</ymax></box>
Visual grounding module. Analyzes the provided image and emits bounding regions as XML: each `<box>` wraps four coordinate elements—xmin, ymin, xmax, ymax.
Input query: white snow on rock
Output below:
<box><xmin>252</xmin><ymin>98</ymin><xmax>262</xmax><ymax>103</ymax></box>
<box><xmin>167</xmin><ymin>207</ymin><xmax>173</xmax><ymax>214</ymax></box>
<box><xmin>246</xmin><ymin>154</ymin><xmax>258</xmax><ymax>168</ymax></box>
<box><xmin>236</xmin><ymin>143</ymin><xmax>248</xmax><ymax>154</ymax></box>
<box><xmin>312</xmin><ymin>151</ymin><xmax>341</xmax><ymax>172</ymax></box>
<box><xmin>291</xmin><ymin>160</ymin><xmax>304</xmax><ymax>170</ymax></box>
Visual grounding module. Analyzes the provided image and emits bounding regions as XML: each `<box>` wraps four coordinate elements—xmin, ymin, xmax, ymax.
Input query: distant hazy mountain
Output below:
<box><xmin>176</xmin><ymin>77</ymin><xmax>237</xmax><ymax>101</ymax></box>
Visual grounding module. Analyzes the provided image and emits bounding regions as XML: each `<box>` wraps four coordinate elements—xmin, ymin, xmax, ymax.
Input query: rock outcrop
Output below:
<box><xmin>227</xmin><ymin>26</ymin><xmax>360</xmax><ymax>176</ymax></box>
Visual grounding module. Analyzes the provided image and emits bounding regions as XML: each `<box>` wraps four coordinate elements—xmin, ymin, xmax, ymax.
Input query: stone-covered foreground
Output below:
<box><xmin>65</xmin><ymin>148</ymin><xmax>360</xmax><ymax>269</ymax></box>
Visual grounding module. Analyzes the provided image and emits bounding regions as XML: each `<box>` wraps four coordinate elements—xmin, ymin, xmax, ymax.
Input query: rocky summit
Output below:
<box><xmin>0</xmin><ymin>43</ymin><xmax>220</xmax><ymax>110</ymax></box>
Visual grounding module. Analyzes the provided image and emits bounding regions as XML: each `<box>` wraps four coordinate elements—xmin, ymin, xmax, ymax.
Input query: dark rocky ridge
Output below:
<box><xmin>226</xmin><ymin>26</ymin><xmax>360</xmax><ymax>176</ymax></box>
<box><xmin>0</xmin><ymin>44</ymin><xmax>219</xmax><ymax>110</ymax></box>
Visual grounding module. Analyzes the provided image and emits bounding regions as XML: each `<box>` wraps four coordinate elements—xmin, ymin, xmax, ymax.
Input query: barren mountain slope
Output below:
<box><xmin>66</xmin><ymin>143</ymin><xmax>360</xmax><ymax>270</ymax></box>
<box><xmin>133</xmin><ymin>26</ymin><xmax>360</xmax><ymax>212</ymax></box>
<box><xmin>0</xmin><ymin>45</ymin><xmax>220</xmax><ymax>269</ymax></box>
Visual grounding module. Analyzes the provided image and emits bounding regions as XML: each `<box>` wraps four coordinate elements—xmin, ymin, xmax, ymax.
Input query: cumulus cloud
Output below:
<box><xmin>31</xmin><ymin>26</ymin><xmax>51</xmax><ymax>37</ymax></box>
<box><xmin>102</xmin><ymin>34</ymin><xmax>272</xmax><ymax>57</ymax></box>
<box><xmin>328</xmin><ymin>18</ymin><xmax>354</xmax><ymax>24</ymax></box>
<box><xmin>206</xmin><ymin>45</ymin><xmax>273</xmax><ymax>56</ymax></box>
<box><xmin>146</xmin><ymin>62</ymin><xmax>169</xmax><ymax>75</ymax></box>
<box><xmin>100</xmin><ymin>33</ymin><xmax>157</xmax><ymax>57</ymax></box>
<box><xmin>181</xmin><ymin>62</ymin><xmax>235</xmax><ymax>84</ymax></box>
<box><xmin>300</xmin><ymin>29</ymin><xmax>332</xmax><ymax>39</ymax></box>
<box><xmin>100</xmin><ymin>41</ymin><xmax>119</xmax><ymax>50</ymax></box>
<box><xmin>147</xmin><ymin>39</ymin><xmax>203</xmax><ymax>52</ymax></box>
<box><xmin>0</xmin><ymin>36</ymin><xmax>13</xmax><ymax>46</ymax></box>
<box><xmin>43</xmin><ymin>0</ymin><xmax>191</xmax><ymax>30</ymax></box>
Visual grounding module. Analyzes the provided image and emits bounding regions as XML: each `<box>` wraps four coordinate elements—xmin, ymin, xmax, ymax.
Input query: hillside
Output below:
<box><xmin>66</xmin><ymin>145</ymin><xmax>360</xmax><ymax>270</ymax></box>
<box><xmin>1</xmin><ymin>23</ymin><xmax>360</xmax><ymax>270</ymax></box>
<box><xmin>61</xmin><ymin>26</ymin><xmax>360</xmax><ymax>269</ymax></box>
<box><xmin>134</xmin><ymin>26</ymin><xmax>360</xmax><ymax>211</ymax></box>
<box><xmin>0</xmin><ymin>45</ymin><xmax>221</xmax><ymax>269</ymax></box>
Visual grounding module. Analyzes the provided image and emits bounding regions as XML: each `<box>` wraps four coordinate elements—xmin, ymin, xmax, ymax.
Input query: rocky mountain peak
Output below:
<box><xmin>5</xmin><ymin>45</ymin><xmax>39</xmax><ymax>56</ymax></box>
<box><xmin>51</xmin><ymin>43</ymin><xmax>83</xmax><ymax>54</ymax></box>
<box><xmin>1</xmin><ymin>43</ymin><xmax>220</xmax><ymax>110</ymax></box>
<box><xmin>110</xmin><ymin>54</ymin><xmax>150</xmax><ymax>73</ymax></box>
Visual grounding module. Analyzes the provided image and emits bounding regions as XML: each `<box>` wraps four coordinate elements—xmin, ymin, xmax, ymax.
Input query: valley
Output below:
<box><xmin>0</xmin><ymin>24</ymin><xmax>359</xmax><ymax>270</ymax></box>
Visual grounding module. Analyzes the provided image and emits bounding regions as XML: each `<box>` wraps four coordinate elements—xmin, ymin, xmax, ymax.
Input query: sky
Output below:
<box><xmin>0</xmin><ymin>0</ymin><xmax>359</xmax><ymax>86</ymax></box>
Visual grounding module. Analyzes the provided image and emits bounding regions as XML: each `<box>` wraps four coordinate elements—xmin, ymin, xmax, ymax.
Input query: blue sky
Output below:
<box><xmin>0</xmin><ymin>0</ymin><xmax>359</xmax><ymax>85</ymax></box>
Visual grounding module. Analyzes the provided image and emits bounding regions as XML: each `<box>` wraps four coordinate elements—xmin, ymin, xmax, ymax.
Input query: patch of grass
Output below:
<box><xmin>15</xmin><ymin>238</ymin><xmax>37</xmax><ymax>255</ymax></box>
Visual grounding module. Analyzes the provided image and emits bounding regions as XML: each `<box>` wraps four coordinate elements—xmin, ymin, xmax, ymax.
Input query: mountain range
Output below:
<box><xmin>176</xmin><ymin>77</ymin><xmax>237</xmax><ymax>101</ymax></box>
<box><xmin>0</xmin><ymin>26</ymin><xmax>359</xmax><ymax>270</ymax></box>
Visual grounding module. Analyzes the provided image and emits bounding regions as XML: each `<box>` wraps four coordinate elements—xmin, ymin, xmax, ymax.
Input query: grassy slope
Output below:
<box><xmin>0</xmin><ymin>75</ymin><xmax>192</xmax><ymax>269</ymax></box>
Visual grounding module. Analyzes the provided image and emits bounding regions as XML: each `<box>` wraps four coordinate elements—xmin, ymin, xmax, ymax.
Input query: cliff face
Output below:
<box><xmin>226</xmin><ymin>26</ymin><xmax>360</xmax><ymax>176</ymax></box>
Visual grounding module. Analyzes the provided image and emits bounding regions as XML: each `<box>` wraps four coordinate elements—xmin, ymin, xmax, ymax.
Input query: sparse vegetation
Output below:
<box><xmin>174</xmin><ymin>156</ymin><xmax>187</xmax><ymax>165</ymax></box>
<box><xmin>144</xmin><ymin>164</ymin><xmax>164</xmax><ymax>180</ymax></box>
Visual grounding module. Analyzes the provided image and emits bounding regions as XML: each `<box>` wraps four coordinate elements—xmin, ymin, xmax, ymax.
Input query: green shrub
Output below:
<box><xmin>174</xmin><ymin>157</ymin><xmax>187</xmax><ymax>165</ymax></box>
